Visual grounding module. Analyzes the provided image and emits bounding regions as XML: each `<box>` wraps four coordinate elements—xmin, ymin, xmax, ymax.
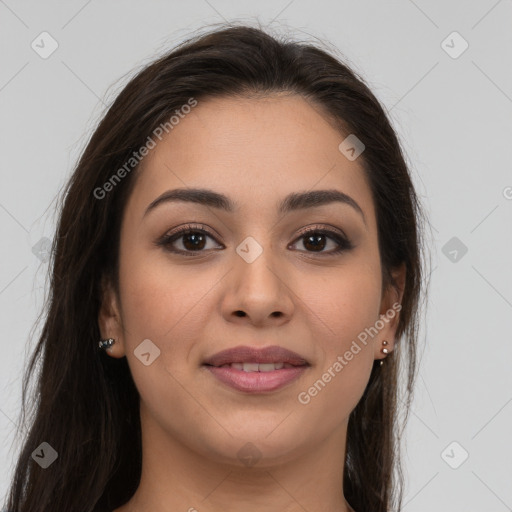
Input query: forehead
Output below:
<box><xmin>126</xmin><ymin>94</ymin><xmax>376</xmax><ymax>224</ymax></box>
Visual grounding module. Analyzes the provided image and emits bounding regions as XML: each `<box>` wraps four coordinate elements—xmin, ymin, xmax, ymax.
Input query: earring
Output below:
<box><xmin>99</xmin><ymin>338</ymin><xmax>115</xmax><ymax>350</ymax></box>
<box><xmin>379</xmin><ymin>340</ymin><xmax>389</xmax><ymax>366</ymax></box>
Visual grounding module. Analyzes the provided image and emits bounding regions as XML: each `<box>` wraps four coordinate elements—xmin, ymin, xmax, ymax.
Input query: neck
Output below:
<box><xmin>115</xmin><ymin>403</ymin><xmax>354</xmax><ymax>512</ymax></box>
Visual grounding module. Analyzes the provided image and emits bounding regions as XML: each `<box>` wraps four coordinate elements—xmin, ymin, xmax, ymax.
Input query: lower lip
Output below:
<box><xmin>204</xmin><ymin>365</ymin><xmax>308</xmax><ymax>393</ymax></box>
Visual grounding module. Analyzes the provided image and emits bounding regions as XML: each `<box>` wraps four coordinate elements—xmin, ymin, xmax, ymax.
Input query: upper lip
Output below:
<box><xmin>203</xmin><ymin>345</ymin><xmax>310</xmax><ymax>367</ymax></box>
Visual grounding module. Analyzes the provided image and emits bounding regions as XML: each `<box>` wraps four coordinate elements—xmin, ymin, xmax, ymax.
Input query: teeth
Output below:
<box><xmin>218</xmin><ymin>362</ymin><xmax>289</xmax><ymax>372</ymax></box>
<box><xmin>243</xmin><ymin>363</ymin><xmax>260</xmax><ymax>372</ymax></box>
<box><xmin>259</xmin><ymin>363</ymin><xmax>279</xmax><ymax>372</ymax></box>
<box><xmin>216</xmin><ymin>362</ymin><xmax>300</xmax><ymax>371</ymax></box>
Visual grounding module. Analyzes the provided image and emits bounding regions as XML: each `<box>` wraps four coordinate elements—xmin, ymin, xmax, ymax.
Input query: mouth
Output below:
<box><xmin>203</xmin><ymin>344</ymin><xmax>310</xmax><ymax>367</ymax></box>
<box><xmin>207</xmin><ymin>361</ymin><xmax>303</xmax><ymax>371</ymax></box>
<box><xmin>202</xmin><ymin>345</ymin><xmax>310</xmax><ymax>393</ymax></box>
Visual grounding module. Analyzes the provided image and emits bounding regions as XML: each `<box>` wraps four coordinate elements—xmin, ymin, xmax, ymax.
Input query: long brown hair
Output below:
<box><xmin>5</xmin><ymin>23</ymin><xmax>429</xmax><ymax>512</ymax></box>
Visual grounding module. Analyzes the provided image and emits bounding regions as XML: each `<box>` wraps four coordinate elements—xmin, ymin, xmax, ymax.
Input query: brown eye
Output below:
<box><xmin>179</xmin><ymin>231</ymin><xmax>208</xmax><ymax>251</ymax></box>
<box><xmin>290</xmin><ymin>227</ymin><xmax>353</xmax><ymax>255</ymax></box>
<box><xmin>157</xmin><ymin>224</ymin><xmax>222</xmax><ymax>256</ymax></box>
<box><xmin>302</xmin><ymin>232</ymin><xmax>329</xmax><ymax>251</ymax></box>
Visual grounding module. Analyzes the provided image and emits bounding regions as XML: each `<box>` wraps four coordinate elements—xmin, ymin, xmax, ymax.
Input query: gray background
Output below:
<box><xmin>1</xmin><ymin>1</ymin><xmax>511</xmax><ymax>510</ymax></box>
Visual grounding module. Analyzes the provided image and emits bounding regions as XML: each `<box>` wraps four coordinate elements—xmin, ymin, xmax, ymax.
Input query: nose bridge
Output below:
<box><xmin>234</xmin><ymin>232</ymin><xmax>281</xmax><ymax>290</ymax></box>
<box><xmin>222</xmin><ymin>231</ymin><xmax>294</xmax><ymax>323</ymax></box>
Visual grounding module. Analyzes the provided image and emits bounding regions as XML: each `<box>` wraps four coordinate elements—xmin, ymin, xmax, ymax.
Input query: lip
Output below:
<box><xmin>203</xmin><ymin>345</ymin><xmax>309</xmax><ymax>367</ymax></box>
<box><xmin>205</xmin><ymin>365</ymin><xmax>308</xmax><ymax>393</ymax></box>
<box><xmin>202</xmin><ymin>345</ymin><xmax>310</xmax><ymax>393</ymax></box>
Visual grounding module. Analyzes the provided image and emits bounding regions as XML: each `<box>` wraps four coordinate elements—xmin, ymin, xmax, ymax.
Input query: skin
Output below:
<box><xmin>100</xmin><ymin>93</ymin><xmax>405</xmax><ymax>512</ymax></box>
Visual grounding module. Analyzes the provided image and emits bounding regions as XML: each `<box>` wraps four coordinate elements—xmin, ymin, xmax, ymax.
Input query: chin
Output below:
<box><xmin>197</xmin><ymin>420</ymin><xmax>314</xmax><ymax>468</ymax></box>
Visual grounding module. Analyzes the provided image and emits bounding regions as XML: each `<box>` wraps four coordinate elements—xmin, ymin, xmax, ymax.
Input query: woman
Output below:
<box><xmin>5</xmin><ymin>24</ymin><xmax>428</xmax><ymax>512</ymax></box>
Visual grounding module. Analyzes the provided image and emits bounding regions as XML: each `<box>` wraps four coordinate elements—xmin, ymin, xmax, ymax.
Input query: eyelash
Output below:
<box><xmin>156</xmin><ymin>223</ymin><xmax>354</xmax><ymax>257</ymax></box>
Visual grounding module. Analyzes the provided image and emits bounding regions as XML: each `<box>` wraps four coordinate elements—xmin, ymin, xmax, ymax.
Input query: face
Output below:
<box><xmin>99</xmin><ymin>93</ymin><xmax>404</xmax><ymax>467</ymax></box>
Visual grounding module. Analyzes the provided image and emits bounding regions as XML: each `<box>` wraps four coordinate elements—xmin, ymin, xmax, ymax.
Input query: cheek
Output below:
<box><xmin>303</xmin><ymin>261</ymin><xmax>382</xmax><ymax>344</ymax></box>
<box><xmin>116</xmin><ymin>250</ymin><xmax>216</xmax><ymax>423</ymax></box>
<box><xmin>119</xmin><ymin>247</ymin><xmax>218</xmax><ymax>340</ymax></box>
<box><xmin>295</xmin><ymin>262</ymin><xmax>381</xmax><ymax>409</ymax></box>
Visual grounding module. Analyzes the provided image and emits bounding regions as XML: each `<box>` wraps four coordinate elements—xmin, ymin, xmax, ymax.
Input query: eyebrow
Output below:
<box><xmin>144</xmin><ymin>187</ymin><xmax>366</xmax><ymax>225</ymax></box>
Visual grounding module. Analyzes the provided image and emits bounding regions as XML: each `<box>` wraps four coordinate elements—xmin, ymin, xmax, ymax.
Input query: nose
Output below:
<box><xmin>220</xmin><ymin>243</ymin><xmax>295</xmax><ymax>327</ymax></box>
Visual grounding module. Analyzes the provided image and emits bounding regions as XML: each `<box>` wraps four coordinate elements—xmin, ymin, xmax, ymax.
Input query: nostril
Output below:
<box><xmin>235</xmin><ymin>311</ymin><xmax>246</xmax><ymax>317</ymax></box>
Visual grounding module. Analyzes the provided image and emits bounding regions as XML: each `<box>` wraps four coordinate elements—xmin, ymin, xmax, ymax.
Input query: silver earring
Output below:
<box><xmin>380</xmin><ymin>340</ymin><xmax>389</xmax><ymax>366</ymax></box>
<box><xmin>99</xmin><ymin>338</ymin><xmax>115</xmax><ymax>350</ymax></box>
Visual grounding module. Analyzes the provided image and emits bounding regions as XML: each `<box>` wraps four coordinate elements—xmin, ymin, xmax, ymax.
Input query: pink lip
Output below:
<box><xmin>202</xmin><ymin>345</ymin><xmax>310</xmax><ymax>393</ymax></box>
<box><xmin>203</xmin><ymin>345</ymin><xmax>309</xmax><ymax>367</ymax></box>
<box><xmin>205</xmin><ymin>365</ymin><xmax>308</xmax><ymax>393</ymax></box>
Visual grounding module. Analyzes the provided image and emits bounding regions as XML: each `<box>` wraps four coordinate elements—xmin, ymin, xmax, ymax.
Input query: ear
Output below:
<box><xmin>374</xmin><ymin>263</ymin><xmax>406</xmax><ymax>361</ymax></box>
<box><xmin>98</xmin><ymin>275</ymin><xmax>126</xmax><ymax>358</ymax></box>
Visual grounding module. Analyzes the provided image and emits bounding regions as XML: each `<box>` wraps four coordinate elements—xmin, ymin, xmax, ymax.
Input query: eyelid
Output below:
<box><xmin>294</xmin><ymin>223</ymin><xmax>348</xmax><ymax>241</ymax></box>
<box><xmin>163</xmin><ymin>223</ymin><xmax>348</xmax><ymax>242</ymax></box>
<box><xmin>164</xmin><ymin>222</ymin><xmax>222</xmax><ymax>240</ymax></box>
